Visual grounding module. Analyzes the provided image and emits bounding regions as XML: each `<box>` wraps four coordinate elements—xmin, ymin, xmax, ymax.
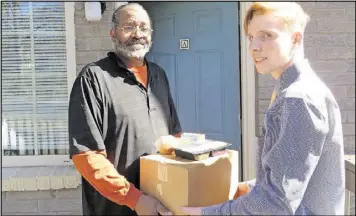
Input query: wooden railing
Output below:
<box><xmin>345</xmin><ymin>155</ymin><xmax>355</xmax><ymax>215</ymax></box>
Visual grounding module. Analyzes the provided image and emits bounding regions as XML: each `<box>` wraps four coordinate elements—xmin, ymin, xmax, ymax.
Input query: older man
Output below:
<box><xmin>181</xmin><ymin>2</ymin><xmax>345</xmax><ymax>215</ymax></box>
<box><xmin>68</xmin><ymin>3</ymin><xmax>181</xmax><ymax>216</ymax></box>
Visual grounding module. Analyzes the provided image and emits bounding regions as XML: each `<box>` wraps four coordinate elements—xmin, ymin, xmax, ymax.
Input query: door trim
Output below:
<box><xmin>132</xmin><ymin>1</ymin><xmax>258</xmax><ymax>181</ymax></box>
<box><xmin>239</xmin><ymin>2</ymin><xmax>259</xmax><ymax>181</ymax></box>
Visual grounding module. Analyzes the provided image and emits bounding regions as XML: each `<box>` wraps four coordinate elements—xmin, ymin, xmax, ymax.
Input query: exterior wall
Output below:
<box><xmin>256</xmin><ymin>2</ymin><xmax>356</xmax><ymax>155</ymax></box>
<box><xmin>74</xmin><ymin>2</ymin><xmax>117</xmax><ymax>75</ymax></box>
<box><xmin>1</xmin><ymin>3</ymin><xmax>117</xmax><ymax>215</ymax></box>
<box><xmin>2</xmin><ymin>188</ymin><xmax>82</xmax><ymax>215</ymax></box>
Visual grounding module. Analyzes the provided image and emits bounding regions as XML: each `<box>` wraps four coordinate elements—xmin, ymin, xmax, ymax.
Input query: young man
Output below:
<box><xmin>68</xmin><ymin>3</ymin><xmax>181</xmax><ymax>216</ymax></box>
<box><xmin>181</xmin><ymin>2</ymin><xmax>345</xmax><ymax>215</ymax></box>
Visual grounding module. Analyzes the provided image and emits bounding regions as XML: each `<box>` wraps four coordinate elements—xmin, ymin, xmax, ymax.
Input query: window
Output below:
<box><xmin>1</xmin><ymin>2</ymin><xmax>76</xmax><ymax>166</ymax></box>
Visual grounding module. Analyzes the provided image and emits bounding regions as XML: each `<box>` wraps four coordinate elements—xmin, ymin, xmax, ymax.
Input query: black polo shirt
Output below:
<box><xmin>68</xmin><ymin>52</ymin><xmax>182</xmax><ymax>215</ymax></box>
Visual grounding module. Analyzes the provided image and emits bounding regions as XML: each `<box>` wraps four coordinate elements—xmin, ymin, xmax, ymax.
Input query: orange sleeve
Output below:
<box><xmin>72</xmin><ymin>150</ymin><xmax>142</xmax><ymax>210</ymax></box>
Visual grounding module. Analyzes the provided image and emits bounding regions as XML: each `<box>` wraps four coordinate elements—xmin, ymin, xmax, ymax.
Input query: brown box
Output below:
<box><xmin>140</xmin><ymin>150</ymin><xmax>239</xmax><ymax>215</ymax></box>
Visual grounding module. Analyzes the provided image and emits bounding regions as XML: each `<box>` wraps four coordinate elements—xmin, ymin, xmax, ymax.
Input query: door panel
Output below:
<box><xmin>142</xmin><ymin>2</ymin><xmax>241</xmax><ymax>150</ymax></box>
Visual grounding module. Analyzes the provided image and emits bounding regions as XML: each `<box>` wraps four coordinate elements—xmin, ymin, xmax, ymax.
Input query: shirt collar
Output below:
<box><xmin>107</xmin><ymin>51</ymin><xmax>150</xmax><ymax>69</ymax></box>
<box><xmin>275</xmin><ymin>58</ymin><xmax>312</xmax><ymax>94</ymax></box>
<box><xmin>107</xmin><ymin>51</ymin><xmax>161</xmax><ymax>88</ymax></box>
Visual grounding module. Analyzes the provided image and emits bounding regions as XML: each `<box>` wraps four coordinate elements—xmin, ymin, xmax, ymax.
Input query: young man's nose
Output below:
<box><xmin>249</xmin><ymin>39</ymin><xmax>262</xmax><ymax>52</ymax></box>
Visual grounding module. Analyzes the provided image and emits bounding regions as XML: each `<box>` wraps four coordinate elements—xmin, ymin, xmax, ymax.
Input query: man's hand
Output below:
<box><xmin>180</xmin><ymin>207</ymin><xmax>203</xmax><ymax>215</ymax></box>
<box><xmin>134</xmin><ymin>194</ymin><xmax>172</xmax><ymax>216</ymax></box>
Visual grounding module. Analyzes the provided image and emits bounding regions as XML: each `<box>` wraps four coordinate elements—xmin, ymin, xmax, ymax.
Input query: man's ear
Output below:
<box><xmin>109</xmin><ymin>28</ymin><xmax>116</xmax><ymax>41</ymax></box>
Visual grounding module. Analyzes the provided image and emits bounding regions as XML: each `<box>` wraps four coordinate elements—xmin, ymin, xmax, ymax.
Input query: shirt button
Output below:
<box><xmin>151</xmin><ymin>108</ymin><xmax>157</xmax><ymax>111</ymax></box>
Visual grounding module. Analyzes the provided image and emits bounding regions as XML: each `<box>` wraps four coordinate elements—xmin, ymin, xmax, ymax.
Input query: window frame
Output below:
<box><xmin>2</xmin><ymin>2</ymin><xmax>76</xmax><ymax>167</ymax></box>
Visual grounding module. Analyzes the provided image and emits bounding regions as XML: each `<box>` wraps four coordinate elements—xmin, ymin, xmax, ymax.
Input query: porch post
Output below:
<box><xmin>239</xmin><ymin>2</ymin><xmax>259</xmax><ymax>181</ymax></box>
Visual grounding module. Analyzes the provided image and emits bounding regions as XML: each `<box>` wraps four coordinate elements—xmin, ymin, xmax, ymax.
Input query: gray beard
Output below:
<box><xmin>114</xmin><ymin>42</ymin><xmax>151</xmax><ymax>60</ymax></box>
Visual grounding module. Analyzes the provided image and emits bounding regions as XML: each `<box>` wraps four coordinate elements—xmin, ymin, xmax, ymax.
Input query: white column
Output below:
<box><xmin>240</xmin><ymin>2</ymin><xmax>259</xmax><ymax>182</ymax></box>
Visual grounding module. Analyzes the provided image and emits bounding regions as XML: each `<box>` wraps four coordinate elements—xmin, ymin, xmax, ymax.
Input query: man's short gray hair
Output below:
<box><xmin>111</xmin><ymin>3</ymin><xmax>152</xmax><ymax>29</ymax></box>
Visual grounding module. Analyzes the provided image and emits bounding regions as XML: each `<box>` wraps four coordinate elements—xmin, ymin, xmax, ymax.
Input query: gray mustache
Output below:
<box><xmin>126</xmin><ymin>38</ymin><xmax>147</xmax><ymax>46</ymax></box>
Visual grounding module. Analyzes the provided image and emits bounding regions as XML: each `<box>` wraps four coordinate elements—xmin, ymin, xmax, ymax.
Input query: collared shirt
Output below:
<box><xmin>202</xmin><ymin>59</ymin><xmax>345</xmax><ymax>215</ymax></box>
<box><xmin>68</xmin><ymin>52</ymin><xmax>181</xmax><ymax>215</ymax></box>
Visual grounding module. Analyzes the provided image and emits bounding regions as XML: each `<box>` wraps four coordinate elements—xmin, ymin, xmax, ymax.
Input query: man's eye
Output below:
<box><xmin>140</xmin><ymin>27</ymin><xmax>149</xmax><ymax>31</ymax></box>
<box><xmin>248</xmin><ymin>35</ymin><xmax>253</xmax><ymax>41</ymax></box>
<box><xmin>123</xmin><ymin>26</ymin><xmax>135</xmax><ymax>30</ymax></box>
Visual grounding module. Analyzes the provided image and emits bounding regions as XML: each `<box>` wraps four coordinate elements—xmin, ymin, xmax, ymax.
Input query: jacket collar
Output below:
<box><xmin>275</xmin><ymin>58</ymin><xmax>313</xmax><ymax>94</ymax></box>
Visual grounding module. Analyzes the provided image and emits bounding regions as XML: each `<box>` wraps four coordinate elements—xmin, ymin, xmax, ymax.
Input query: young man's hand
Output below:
<box><xmin>134</xmin><ymin>194</ymin><xmax>172</xmax><ymax>216</ymax></box>
<box><xmin>180</xmin><ymin>206</ymin><xmax>203</xmax><ymax>215</ymax></box>
<box><xmin>233</xmin><ymin>182</ymin><xmax>250</xmax><ymax>199</ymax></box>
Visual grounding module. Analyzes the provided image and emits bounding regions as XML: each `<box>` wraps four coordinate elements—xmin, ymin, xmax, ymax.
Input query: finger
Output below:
<box><xmin>180</xmin><ymin>207</ymin><xmax>201</xmax><ymax>216</ymax></box>
<box><xmin>157</xmin><ymin>203</ymin><xmax>173</xmax><ymax>216</ymax></box>
<box><xmin>180</xmin><ymin>207</ymin><xmax>192</xmax><ymax>214</ymax></box>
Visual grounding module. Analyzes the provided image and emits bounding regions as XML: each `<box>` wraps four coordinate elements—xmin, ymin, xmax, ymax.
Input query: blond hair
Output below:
<box><xmin>243</xmin><ymin>2</ymin><xmax>310</xmax><ymax>35</ymax></box>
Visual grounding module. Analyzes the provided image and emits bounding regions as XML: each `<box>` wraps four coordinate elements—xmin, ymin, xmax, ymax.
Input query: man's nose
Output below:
<box><xmin>133</xmin><ymin>27</ymin><xmax>143</xmax><ymax>38</ymax></box>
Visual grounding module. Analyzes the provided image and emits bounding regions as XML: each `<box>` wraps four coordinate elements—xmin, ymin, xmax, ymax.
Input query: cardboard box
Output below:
<box><xmin>140</xmin><ymin>150</ymin><xmax>239</xmax><ymax>215</ymax></box>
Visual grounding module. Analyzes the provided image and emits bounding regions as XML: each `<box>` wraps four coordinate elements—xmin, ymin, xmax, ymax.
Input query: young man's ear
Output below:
<box><xmin>292</xmin><ymin>32</ymin><xmax>302</xmax><ymax>46</ymax></box>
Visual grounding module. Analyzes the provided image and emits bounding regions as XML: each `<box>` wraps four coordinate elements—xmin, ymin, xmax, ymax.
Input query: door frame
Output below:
<box><xmin>239</xmin><ymin>2</ymin><xmax>259</xmax><ymax>181</ymax></box>
<box><xmin>126</xmin><ymin>1</ymin><xmax>258</xmax><ymax>182</ymax></box>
